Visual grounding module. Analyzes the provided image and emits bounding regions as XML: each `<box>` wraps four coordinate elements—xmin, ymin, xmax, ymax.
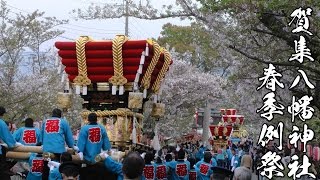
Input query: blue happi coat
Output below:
<box><xmin>226</xmin><ymin>148</ymin><xmax>232</xmax><ymax>161</ymax></box>
<box><xmin>154</xmin><ymin>162</ymin><xmax>168</xmax><ymax>180</ymax></box>
<box><xmin>194</xmin><ymin>161</ymin><xmax>213</xmax><ymax>180</ymax></box>
<box><xmin>77</xmin><ymin>123</ymin><xmax>111</xmax><ymax>163</ymax></box>
<box><xmin>189</xmin><ymin>169</ymin><xmax>197</xmax><ymax>180</ymax></box>
<box><xmin>0</xmin><ymin>118</ymin><xmax>16</xmax><ymax>154</ymax></box>
<box><xmin>198</xmin><ymin>157</ymin><xmax>217</xmax><ymax>168</ymax></box>
<box><xmin>231</xmin><ymin>154</ymin><xmax>240</xmax><ymax>171</ymax></box>
<box><xmin>142</xmin><ymin>163</ymin><xmax>156</xmax><ymax>180</ymax></box>
<box><xmin>27</xmin><ymin>153</ymin><xmax>44</xmax><ymax>180</ymax></box>
<box><xmin>13</xmin><ymin>127</ymin><xmax>41</xmax><ymax>146</ymax></box>
<box><xmin>41</xmin><ymin>117</ymin><xmax>74</xmax><ymax>153</ymax></box>
<box><xmin>166</xmin><ymin>160</ymin><xmax>190</xmax><ymax>180</ymax></box>
<box><xmin>49</xmin><ymin>166</ymin><xmax>62</xmax><ymax>180</ymax></box>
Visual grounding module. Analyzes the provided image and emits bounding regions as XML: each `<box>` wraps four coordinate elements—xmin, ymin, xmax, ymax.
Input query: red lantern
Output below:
<box><xmin>306</xmin><ymin>145</ymin><xmax>313</xmax><ymax>157</ymax></box>
<box><xmin>297</xmin><ymin>141</ymin><xmax>304</xmax><ymax>152</ymax></box>
<box><xmin>313</xmin><ymin>146</ymin><xmax>320</xmax><ymax>161</ymax></box>
<box><xmin>226</xmin><ymin>109</ymin><xmax>236</xmax><ymax>115</ymax></box>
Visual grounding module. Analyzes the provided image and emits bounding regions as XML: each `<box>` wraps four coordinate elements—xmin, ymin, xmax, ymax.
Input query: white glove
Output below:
<box><xmin>48</xmin><ymin>161</ymin><xmax>60</xmax><ymax>168</ymax></box>
<box><xmin>99</xmin><ymin>151</ymin><xmax>109</xmax><ymax>159</ymax></box>
<box><xmin>78</xmin><ymin>152</ymin><xmax>83</xmax><ymax>160</ymax></box>
<box><xmin>141</xmin><ymin>152</ymin><xmax>146</xmax><ymax>159</ymax></box>
<box><xmin>15</xmin><ymin>142</ymin><xmax>23</xmax><ymax>147</ymax></box>
<box><xmin>73</xmin><ymin>146</ymin><xmax>79</xmax><ymax>152</ymax></box>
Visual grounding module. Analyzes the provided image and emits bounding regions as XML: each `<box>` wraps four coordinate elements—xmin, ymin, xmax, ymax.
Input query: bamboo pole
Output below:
<box><xmin>6</xmin><ymin>151</ymin><xmax>31</xmax><ymax>160</ymax></box>
<box><xmin>6</xmin><ymin>151</ymin><xmax>81</xmax><ymax>161</ymax></box>
<box><xmin>1</xmin><ymin>144</ymin><xmax>74</xmax><ymax>154</ymax></box>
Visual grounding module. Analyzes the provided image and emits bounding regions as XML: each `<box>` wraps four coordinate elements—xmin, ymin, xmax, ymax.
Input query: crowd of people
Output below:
<box><xmin>1</xmin><ymin>106</ymin><xmax>319</xmax><ymax>180</ymax></box>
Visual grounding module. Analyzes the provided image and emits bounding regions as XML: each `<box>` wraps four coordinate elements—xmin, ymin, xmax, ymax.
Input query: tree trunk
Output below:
<box><xmin>202</xmin><ymin>101</ymin><xmax>210</xmax><ymax>148</ymax></box>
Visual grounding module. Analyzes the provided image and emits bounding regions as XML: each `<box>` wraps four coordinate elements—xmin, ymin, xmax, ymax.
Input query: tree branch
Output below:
<box><xmin>228</xmin><ymin>45</ymin><xmax>320</xmax><ymax>75</ymax></box>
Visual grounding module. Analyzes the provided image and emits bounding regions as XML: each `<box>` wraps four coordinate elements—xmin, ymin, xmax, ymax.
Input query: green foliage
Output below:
<box><xmin>0</xmin><ymin>0</ymin><xmax>78</xmax><ymax>127</ymax></box>
<box><xmin>158</xmin><ymin>22</ymin><xmax>220</xmax><ymax>73</ymax></box>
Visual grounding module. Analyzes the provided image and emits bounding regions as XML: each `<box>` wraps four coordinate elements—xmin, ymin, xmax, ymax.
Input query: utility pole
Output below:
<box><xmin>202</xmin><ymin>99</ymin><xmax>210</xmax><ymax>148</ymax></box>
<box><xmin>124</xmin><ymin>0</ymin><xmax>129</xmax><ymax>36</ymax></box>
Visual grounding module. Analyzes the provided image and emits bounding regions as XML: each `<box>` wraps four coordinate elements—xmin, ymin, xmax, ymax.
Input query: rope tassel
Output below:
<box><xmin>75</xmin><ymin>85</ymin><xmax>81</xmax><ymax>95</ymax></box>
<box><xmin>112</xmin><ymin>85</ymin><xmax>117</xmax><ymax>95</ymax></box>
<box><xmin>143</xmin><ymin>89</ymin><xmax>147</xmax><ymax>98</ymax></box>
<box><xmin>119</xmin><ymin>85</ymin><xmax>124</xmax><ymax>95</ymax></box>
<box><xmin>153</xmin><ymin>123</ymin><xmax>160</xmax><ymax>151</ymax></box>
<box><xmin>132</xmin><ymin>115</ymin><xmax>137</xmax><ymax>144</ymax></box>
<box><xmin>82</xmin><ymin>86</ymin><xmax>88</xmax><ymax>95</ymax></box>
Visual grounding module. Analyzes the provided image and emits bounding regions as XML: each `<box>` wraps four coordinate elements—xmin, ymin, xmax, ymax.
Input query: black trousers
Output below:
<box><xmin>0</xmin><ymin>146</ymin><xmax>12</xmax><ymax>180</ymax></box>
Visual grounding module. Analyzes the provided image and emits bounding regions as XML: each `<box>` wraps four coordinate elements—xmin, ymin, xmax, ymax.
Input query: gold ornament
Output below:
<box><xmin>128</xmin><ymin>92</ymin><xmax>143</xmax><ymax>109</ymax></box>
<box><xmin>236</xmin><ymin>117</ymin><xmax>240</xmax><ymax>125</ymax></box>
<box><xmin>214</xmin><ymin>127</ymin><xmax>219</xmax><ymax>136</ymax></box>
<box><xmin>223</xmin><ymin>127</ymin><xmax>228</xmax><ymax>136</ymax></box>
<box><xmin>228</xmin><ymin>117</ymin><xmax>232</xmax><ymax>124</ymax></box>
<box><xmin>150</xmin><ymin>103</ymin><xmax>165</xmax><ymax>118</ymax></box>
<box><xmin>81</xmin><ymin>108</ymin><xmax>144</xmax><ymax>119</ymax></box>
<box><xmin>109</xmin><ymin>74</ymin><xmax>128</xmax><ymax>86</ymax></box>
<box><xmin>57</xmin><ymin>92</ymin><xmax>72</xmax><ymax>109</ymax></box>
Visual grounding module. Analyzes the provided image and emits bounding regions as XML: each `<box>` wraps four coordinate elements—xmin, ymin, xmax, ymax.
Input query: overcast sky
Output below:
<box><xmin>8</xmin><ymin>0</ymin><xmax>190</xmax><ymax>49</ymax></box>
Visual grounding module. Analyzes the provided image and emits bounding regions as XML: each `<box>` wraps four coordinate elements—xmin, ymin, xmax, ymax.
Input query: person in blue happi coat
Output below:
<box><xmin>142</xmin><ymin>151</ymin><xmax>156</xmax><ymax>180</ymax></box>
<box><xmin>231</xmin><ymin>148</ymin><xmax>240</xmax><ymax>172</ymax></box>
<box><xmin>41</xmin><ymin>108</ymin><xmax>75</xmax><ymax>154</ymax></box>
<box><xmin>0</xmin><ymin>106</ymin><xmax>22</xmax><ymax>180</ymax></box>
<box><xmin>226</xmin><ymin>146</ymin><xmax>232</xmax><ymax>170</ymax></box>
<box><xmin>194</xmin><ymin>151</ymin><xmax>213</xmax><ymax>180</ymax></box>
<box><xmin>216</xmin><ymin>145</ymin><xmax>226</xmax><ymax>168</ymax></box>
<box><xmin>41</xmin><ymin>108</ymin><xmax>75</xmax><ymax>180</ymax></box>
<box><xmin>188</xmin><ymin>157</ymin><xmax>197</xmax><ymax>180</ymax></box>
<box><xmin>13</xmin><ymin>118</ymin><xmax>41</xmax><ymax>146</ymax></box>
<box><xmin>102</xmin><ymin>151</ymin><xmax>124</xmax><ymax>180</ymax></box>
<box><xmin>77</xmin><ymin>112</ymin><xmax>111</xmax><ymax>163</ymax></box>
<box><xmin>27</xmin><ymin>153</ymin><xmax>44</xmax><ymax>180</ymax></box>
<box><xmin>166</xmin><ymin>149</ymin><xmax>190</xmax><ymax>180</ymax></box>
<box><xmin>197</xmin><ymin>150</ymin><xmax>217</xmax><ymax>168</ymax></box>
<box><xmin>165</xmin><ymin>153</ymin><xmax>173</xmax><ymax>180</ymax></box>
<box><xmin>195</xmin><ymin>145</ymin><xmax>204</xmax><ymax>162</ymax></box>
<box><xmin>154</xmin><ymin>155</ymin><xmax>168</xmax><ymax>180</ymax></box>
<box><xmin>210</xmin><ymin>153</ymin><xmax>217</xmax><ymax>168</ymax></box>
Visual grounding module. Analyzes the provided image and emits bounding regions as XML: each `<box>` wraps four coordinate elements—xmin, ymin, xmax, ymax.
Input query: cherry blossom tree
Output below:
<box><xmin>0</xmin><ymin>1</ymin><xmax>81</xmax><ymax>129</ymax></box>
<box><xmin>143</xmin><ymin>55</ymin><xmax>227</xmax><ymax>138</ymax></box>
